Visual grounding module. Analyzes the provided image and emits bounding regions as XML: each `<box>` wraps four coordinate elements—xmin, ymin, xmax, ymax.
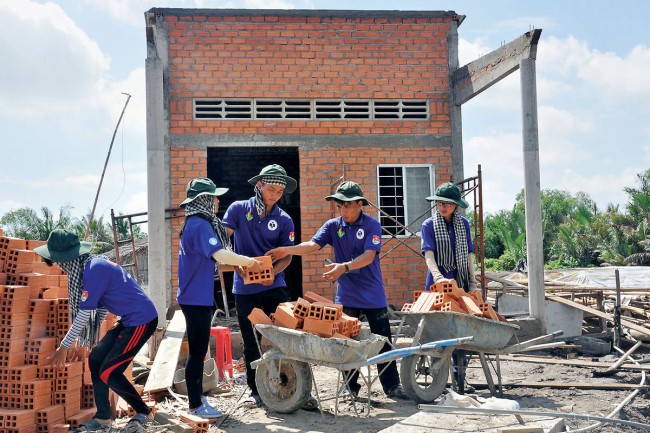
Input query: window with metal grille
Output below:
<box><xmin>193</xmin><ymin>99</ymin><xmax>429</xmax><ymax>120</ymax></box>
<box><xmin>377</xmin><ymin>165</ymin><xmax>435</xmax><ymax>237</ymax></box>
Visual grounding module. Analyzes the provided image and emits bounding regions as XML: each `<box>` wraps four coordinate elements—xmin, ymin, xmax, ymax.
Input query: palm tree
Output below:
<box><xmin>0</xmin><ymin>205</ymin><xmax>74</xmax><ymax>240</ymax></box>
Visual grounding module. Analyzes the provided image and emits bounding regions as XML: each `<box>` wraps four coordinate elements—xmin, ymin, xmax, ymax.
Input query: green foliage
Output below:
<box><xmin>545</xmin><ymin>255</ymin><xmax>579</xmax><ymax>270</ymax></box>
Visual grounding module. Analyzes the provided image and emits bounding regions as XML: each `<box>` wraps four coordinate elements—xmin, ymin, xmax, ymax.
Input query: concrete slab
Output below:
<box><xmin>377</xmin><ymin>410</ymin><xmax>564</xmax><ymax>433</ymax></box>
<box><xmin>499</xmin><ymin>294</ymin><xmax>583</xmax><ymax>338</ymax></box>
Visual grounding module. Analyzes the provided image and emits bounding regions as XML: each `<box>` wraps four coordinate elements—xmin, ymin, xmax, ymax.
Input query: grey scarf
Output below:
<box><xmin>183</xmin><ymin>195</ymin><xmax>231</xmax><ymax>250</ymax></box>
<box><xmin>58</xmin><ymin>253</ymin><xmax>103</xmax><ymax>347</ymax></box>
<box><xmin>432</xmin><ymin>211</ymin><xmax>470</xmax><ymax>291</ymax></box>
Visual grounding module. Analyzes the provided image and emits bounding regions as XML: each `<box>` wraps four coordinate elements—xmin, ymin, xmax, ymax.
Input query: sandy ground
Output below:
<box><xmin>135</xmin><ymin>340</ymin><xmax>650</xmax><ymax>433</ymax></box>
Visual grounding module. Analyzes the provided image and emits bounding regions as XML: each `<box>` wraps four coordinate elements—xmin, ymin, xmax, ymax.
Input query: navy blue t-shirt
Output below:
<box><xmin>80</xmin><ymin>258</ymin><xmax>157</xmax><ymax>326</ymax></box>
<box><xmin>311</xmin><ymin>212</ymin><xmax>387</xmax><ymax>309</ymax></box>
<box><xmin>177</xmin><ymin>215</ymin><xmax>225</xmax><ymax>306</ymax></box>
<box><xmin>223</xmin><ymin>197</ymin><xmax>294</xmax><ymax>295</ymax></box>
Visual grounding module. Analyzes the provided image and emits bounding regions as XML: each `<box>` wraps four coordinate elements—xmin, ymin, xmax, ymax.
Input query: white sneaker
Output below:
<box><xmin>190</xmin><ymin>403</ymin><xmax>223</xmax><ymax>419</ymax></box>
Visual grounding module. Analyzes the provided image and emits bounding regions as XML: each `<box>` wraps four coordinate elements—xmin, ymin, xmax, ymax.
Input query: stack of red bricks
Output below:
<box><xmin>401</xmin><ymin>280</ymin><xmax>508</xmax><ymax>322</ymax></box>
<box><xmin>0</xmin><ymin>234</ymin><xmax>151</xmax><ymax>433</ymax></box>
<box><xmin>248</xmin><ymin>291</ymin><xmax>362</xmax><ymax>339</ymax></box>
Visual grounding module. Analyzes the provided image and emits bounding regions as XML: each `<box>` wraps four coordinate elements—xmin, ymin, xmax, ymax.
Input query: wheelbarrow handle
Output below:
<box><xmin>365</xmin><ymin>336</ymin><xmax>474</xmax><ymax>365</ymax></box>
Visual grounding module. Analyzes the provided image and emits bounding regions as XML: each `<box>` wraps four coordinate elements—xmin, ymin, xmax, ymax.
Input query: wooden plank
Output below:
<box><xmin>144</xmin><ymin>309</ymin><xmax>186</xmax><ymax>392</ymax></box>
<box><xmin>500</xmin><ymin>355</ymin><xmax>650</xmax><ymax>372</ymax></box>
<box><xmin>470</xmin><ymin>380</ymin><xmax>644</xmax><ymax>390</ymax></box>
<box><xmin>547</xmin><ymin>295</ymin><xmax>650</xmax><ymax>336</ymax></box>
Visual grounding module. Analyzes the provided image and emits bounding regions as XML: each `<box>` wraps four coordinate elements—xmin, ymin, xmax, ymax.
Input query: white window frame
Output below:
<box><xmin>376</xmin><ymin>164</ymin><xmax>435</xmax><ymax>238</ymax></box>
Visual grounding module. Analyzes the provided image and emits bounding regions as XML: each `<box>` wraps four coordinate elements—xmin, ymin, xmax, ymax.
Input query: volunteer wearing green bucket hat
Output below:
<box><xmin>267</xmin><ymin>181</ymin><xmax>409</xmax><ymax>401</ymax></box>
<box><xmin>421</xmin><ymin>182</ymin><xmax>478</xmax><ymax>393</ymax></box>
<box><xmin>177</xmin><ymin>177</ymin><xmax>262</xmax><ymax>418</ymax></box>
<box><xmin>34</xmin><ymin>229</ymin><xmax>158</xmax><ymax>432</ymax></box>
<box><xmin>221</xmin><ymin>164</ymin><xmax>316</xmax><ymax>409</ymax></box>
<box><xmin>421</xmin><ymin>182</ymin><xmax>476</xmax><ymax>291</ymax></box>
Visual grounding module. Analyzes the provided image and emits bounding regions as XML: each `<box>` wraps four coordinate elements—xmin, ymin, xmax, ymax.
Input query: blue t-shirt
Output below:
<box><xmin>177</xmin><ymin>215</ymin><xmax>224</xmax><ymax>306</ymax></box>
<box><xmin>222</xmin><ymin>197</ymin><xmax>294</xmax><ymax>295</ymax></box>
<box><xmin>311</xmin><ymin>212</ymin><xmax>387</xmax><ymax>309</ymax></box>
<box><xmin>420</xmin><ymin>215</ymin><xmax>475</xmax><ymax>290</ymax></box>
<box><xmin>80</xmin><ymin>258</ymin><xmax>157</xmax><ymax>326</ymax></box>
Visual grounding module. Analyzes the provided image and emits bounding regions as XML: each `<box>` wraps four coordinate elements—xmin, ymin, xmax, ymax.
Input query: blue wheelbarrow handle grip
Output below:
<box><xmin>365</xmin><ymin>336</ymin><xmax>474</xmax><ymax>365</ymax></box>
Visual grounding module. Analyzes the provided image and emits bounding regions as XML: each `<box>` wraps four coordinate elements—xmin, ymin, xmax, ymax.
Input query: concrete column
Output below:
<box><xmin>447</xmin><ymin>21</ymin><xmax>464</xmax><ymax>183</ymax></box>
<box><xmin>146</xmin><ymin>56</ymin><xmax>169</xmax><ymax>326</ymax></box>
<box><xmin>520</xmin><ymin>58</ymin><xmax>546</xmax><ymax>332</ymax></box>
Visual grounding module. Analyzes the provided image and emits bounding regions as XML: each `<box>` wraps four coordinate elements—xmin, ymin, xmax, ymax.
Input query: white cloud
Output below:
<box><xmin>0</xmin><ymin>0</ymin><xmax>111</xmax><ymax>118</ymax></box>
<box><xmin>80</xmin><ymin>0</ymin><xmax>299</xmax><ymax>27</ymax></box>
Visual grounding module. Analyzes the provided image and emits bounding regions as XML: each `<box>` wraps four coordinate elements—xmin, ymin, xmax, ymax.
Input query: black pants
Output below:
<box><xmin>90</xmin><ymin>317</ymin><xmax>158</xmax><ymax>420</ymax></box>
<box><xmin>235</xmin><ymin>287</ymin><xmax>290</xmax><ymax>394</ymax></box>
<box><xmin>179</xmin><ymin>304</ymin><xmax>212</xmax><ymax>409</ymax></box>
<box><xmin>342</xmin><ymin>306</ymin><xmax>400</xmax><ymax>395</ymax></box>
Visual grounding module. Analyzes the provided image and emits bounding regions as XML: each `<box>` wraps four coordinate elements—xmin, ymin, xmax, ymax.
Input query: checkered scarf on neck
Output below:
<box><xmin>182</xmin><ymin>194</ymin><xmax>231</xmax><ymax>250</ymax></box>
<box><xmin>432</xmin><ymin>210</ymin><xmax>470</xmax><ymax>291</ymax></box>
<box><xmin>254</xmin><ymin>175</ymin><xmax>287</xmax><ymax>216</ymax></box>
<box><xmin>58</xmin><ymin>253</ymin><xmax>102</xmax><ymax>347</ymax></box>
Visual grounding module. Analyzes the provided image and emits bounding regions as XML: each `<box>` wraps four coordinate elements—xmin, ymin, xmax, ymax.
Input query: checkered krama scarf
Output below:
<box><xmin>254</xmin><ymin>175</ymin><xmax>287</xmax><ymax>216</ymax></box>
<box><xmin>58</xmin><ymin>253</ymin><xmax>102</xmax><ymax>347</ymax></box>
<box><xmin>182</xmin><ymin>195</ymin><xmax>232</xmax><ymax>250</ymax></box>
<box><xmin>432</xmin><ymin>210</ymin><xmax>470</xmax><ymax>291</ymax></box>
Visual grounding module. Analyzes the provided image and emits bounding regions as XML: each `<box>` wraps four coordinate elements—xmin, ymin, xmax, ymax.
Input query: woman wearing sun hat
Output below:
<box><xmin>34</xmin><ymin>229</ymin><xmax>158</xmax><ymax>432</ymax></box>
<box><xmin>420</xmin><ymin>181</ymin><xmax>478</xmax><ymax>394</ymax></box>
<box><xmin>421</xmin><ymin>181</ymin><xmax>478</xmax><ymax>293</ymax></box>
<box><xmin>177</xmin><ymin>177</ymin><xmax>262</xmax><ymax>418</ymax></box>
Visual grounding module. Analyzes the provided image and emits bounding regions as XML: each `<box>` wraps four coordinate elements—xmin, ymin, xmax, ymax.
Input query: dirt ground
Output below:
<box><xmin>135</xmin><ymin>338</ymin><xmax>650</xmax><ymax>433</ymax></box>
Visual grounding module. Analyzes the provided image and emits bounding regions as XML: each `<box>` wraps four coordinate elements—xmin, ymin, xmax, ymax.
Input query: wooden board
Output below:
<box><xmin>500</xmin><ymin>355</ymin><xmax>650</xmax><ymax>372</ymax></box>
<box><xmin>144</xmin><ymin>309</ymin><xmax>186</xmax><ymax>392</ymax></box>
<box><xmin>547</xmin><ymin>295</ymin><xmax>650</xmax><ymax>336</ymax></box>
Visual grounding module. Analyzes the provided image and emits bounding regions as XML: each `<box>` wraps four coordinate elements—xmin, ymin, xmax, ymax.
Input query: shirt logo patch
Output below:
<box><xmin>372</xmin><ymin>235</ymin><xmax>380</xmax><ymax>245</ymax></box>
<box><xmin>209</xmin><ymin>237</ymin><xmax>218</xmax><ymax>245</ymax></box>
<box><xmin>289</xmin><ymin>232</ymin><xmax>295</xmax><ymax>242</ymax></box>
<box><xmin>246</xmin><ymin>210</ymin><xmax>253</xmax><ymax>221</ymax></box>
<box><xmin>268</xmin><ymin>220</ymin><xmax>278</xmax><ymax>231</ymax></box>
<box><xmin>356</xmin><ymin>229</ymin><xmax>365</xmax><ymax>240</ymax></box>
<box><xmin>81</xmin><ymin>291</ymin><xmax>88</xmax><ymax>302</ymax></box>
<box><xmin>337</xmin><ymin>227</ymin><xmax>344</xmax><ymax>238</ymax></box>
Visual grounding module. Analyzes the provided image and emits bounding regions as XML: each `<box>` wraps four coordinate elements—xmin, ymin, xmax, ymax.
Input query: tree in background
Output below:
<box><xmin>0</xmin><ymin>205</ymin><xmax>74</xmax><ymax>240</ymax></box>
<box><xmin>0</xmin><ymin>206</ymin><xmax>147</xmax><ymax>256</ymax></box>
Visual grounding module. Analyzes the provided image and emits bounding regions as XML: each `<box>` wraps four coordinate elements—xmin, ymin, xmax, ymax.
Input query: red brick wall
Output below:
<box><xmin>162</xmin><ymin>11</ymin><xmax>456</xmax><ymax>307</ymax></box>
<box><xmin>165</xmin><ymin>13</ymin><xmax>452</xmax><ymax>136</ymax></box>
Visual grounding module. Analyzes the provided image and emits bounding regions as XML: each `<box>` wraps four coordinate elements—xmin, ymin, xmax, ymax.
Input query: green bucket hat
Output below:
<box><xmin>180</xmin><ymin>177</ymin><xmax>228</xmax><ymax>207</ymax></box>
<box><xmin>33</xmin><ymin>229</ymin><xmax>92</xmax><ymax>263</ymax></box>
<box><xmin>247</xmin><ymin>164</ymin><xmax>297</xmax><ymax>194</ymax></box>
<box><xmin>426</xmin><ymin>182</ymin><xmax>469</xmax><ymax>209</ymax></box>
<box><xmin>325</xmin><ymin>181</ymin><xmax>369</xmax><ymax>206</ymax></box>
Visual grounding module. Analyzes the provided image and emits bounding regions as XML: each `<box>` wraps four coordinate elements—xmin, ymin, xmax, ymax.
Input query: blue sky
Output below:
<box><xmin>1</xmin><ymin>0</ymin><xmax>649</xmax><ymax>228</ymax></box>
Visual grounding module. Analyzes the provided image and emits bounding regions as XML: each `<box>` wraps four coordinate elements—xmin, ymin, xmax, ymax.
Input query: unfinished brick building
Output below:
<box><xmin>144</xmin><ymin>8</ymin><xmax>469</xmax><ymax>314</ymax></box>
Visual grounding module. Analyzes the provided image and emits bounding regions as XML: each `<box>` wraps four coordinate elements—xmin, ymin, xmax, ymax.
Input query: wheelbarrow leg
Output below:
<box><xmin>478</xmin><ymin>352</ymin><xmax>496</xmax><ymax>395</ymax></box>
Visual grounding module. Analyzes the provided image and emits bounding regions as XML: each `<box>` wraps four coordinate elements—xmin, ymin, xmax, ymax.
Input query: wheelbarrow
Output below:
<box><xmin>398</xmin><ymin>311</ymin><xmax>562</xmax><ymax>402</ymax></box>
<box><xmin>250</xmin><ymin>324</ymin><xmax>472</xmax><ymax>417</ymax></box>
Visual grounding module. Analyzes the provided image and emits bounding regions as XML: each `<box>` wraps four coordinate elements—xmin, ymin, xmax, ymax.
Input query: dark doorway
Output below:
<box><xmin>207</xmin><ymin>147</ymin><xmax>302</xmax><ymax>308</ymax></box>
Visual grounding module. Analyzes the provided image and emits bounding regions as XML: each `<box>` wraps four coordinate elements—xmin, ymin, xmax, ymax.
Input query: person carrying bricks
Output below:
<box><xmin>420</xmin><ymin>181</ymin><xmax>478</xmax><ymax>393</ymax></box>
<box><xmin>222</xmin><ymin>164</ymin><xmax>317</xmax><ymax>410</ymax></box>
<box><xmin>35</xmin><ymin>229</ymin><xmax>158</xmax><ymax>433</ymax></box>
<box><xmin>177</xmin><ymin>177</ymin><xmax>262</xmax><ymax>418</ymax></box>
<box><xmin>267</xmin><ymin>181</ymin><xmax>409</xmax><ymax>401</ymax></box>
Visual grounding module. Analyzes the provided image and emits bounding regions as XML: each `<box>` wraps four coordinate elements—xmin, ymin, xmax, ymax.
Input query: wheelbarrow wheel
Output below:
<box><xmin>400</xmin><ymin>355</ymin><xmax>450</xmax><ymax>403</ymax></box>
<box><xmin>255</xmin><ymin>359</ymin><xmax>312</xmax><ymax>413</ymax></box>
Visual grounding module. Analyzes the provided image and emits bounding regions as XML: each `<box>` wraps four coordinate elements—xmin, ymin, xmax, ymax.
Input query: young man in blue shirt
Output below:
<box><xmin>268</xmin><ymin>181</ymin><xmax>409</xmax><ymax>400</ymax></box>
<box><xmin>222</xmin><ymin>164</ymin><xmax>308</xmax><ymax>408</ymax></box>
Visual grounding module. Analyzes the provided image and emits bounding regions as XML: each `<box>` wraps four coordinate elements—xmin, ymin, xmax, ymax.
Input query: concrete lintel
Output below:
<box><xmin>451</xmin><ymin>29</ymin><xmax>542</xmax><ymax>106</ymax></box>
<box><xmin>171</xmin><ymin>133</ymin><xmax>452</xmax><ymax>150</ymax></box>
